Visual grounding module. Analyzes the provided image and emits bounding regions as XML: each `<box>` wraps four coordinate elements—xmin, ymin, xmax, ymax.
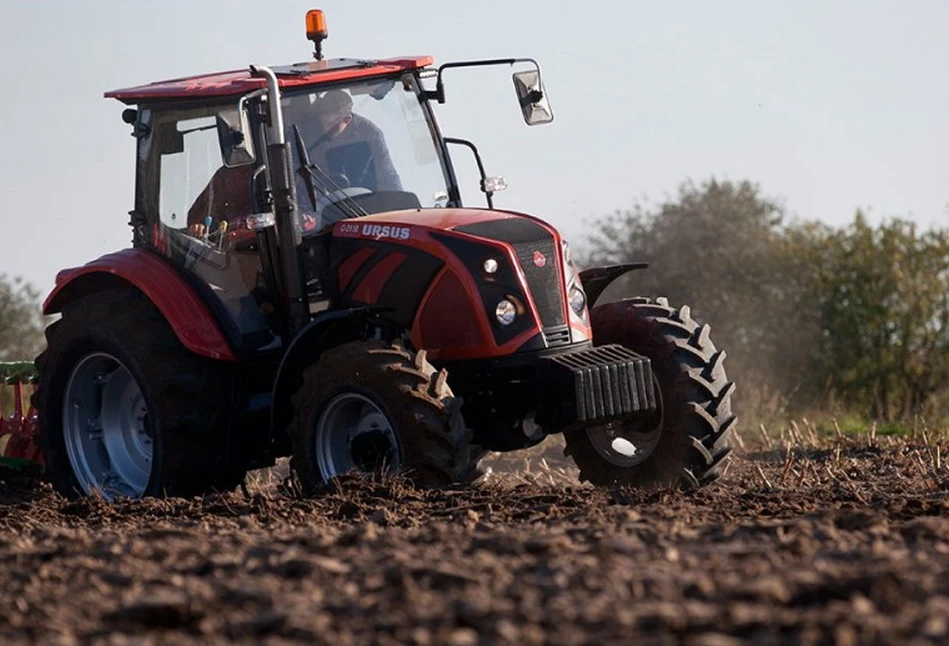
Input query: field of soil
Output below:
<box><xmin>1</xmin><ymin>429</ymin><xmax>948</xmax><ymax>645</ymax></box>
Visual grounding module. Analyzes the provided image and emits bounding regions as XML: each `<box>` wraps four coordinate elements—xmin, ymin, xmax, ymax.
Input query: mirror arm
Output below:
<box><xmin>444</xmin><ymin>137</ymin><xmax>494</xmax><ymax>209</ymax></box>
<box><xmin>426</xmin><ymin>57</ymin><xmax>541</xmax><ymax>104</ymax></box>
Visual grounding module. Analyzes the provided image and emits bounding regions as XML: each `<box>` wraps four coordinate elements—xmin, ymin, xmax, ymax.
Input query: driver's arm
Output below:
<box><xmin>368</xmin><ymin>133</ymin><xmax>403</xmax><ymax>192</ymax></box>
<box><xmin>354</xmin><ymin>116</ymin><xmax>402</xmax><ymax>192</ymax></box>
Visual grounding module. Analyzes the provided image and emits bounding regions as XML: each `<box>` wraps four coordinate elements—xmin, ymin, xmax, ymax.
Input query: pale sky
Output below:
<box><xmin>2</xmin><ymin>0</ymin><xmax>947</xmax><ymax>296</ymax></box>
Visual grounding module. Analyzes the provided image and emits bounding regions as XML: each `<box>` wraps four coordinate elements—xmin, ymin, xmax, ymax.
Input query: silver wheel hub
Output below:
<box><xmin>314</xmin><ymin>393</ymin><xmax>402</xmax><ymax>480</ymax></box>
<box><xmin>62</xmin><ymin>353</ymin><xmax>151</xmax><ymax>500</ymax></box>
<box><xmin>586</xmin><ymin>376</ymin><xmax>664</xmax><ymax>468</ymax></box>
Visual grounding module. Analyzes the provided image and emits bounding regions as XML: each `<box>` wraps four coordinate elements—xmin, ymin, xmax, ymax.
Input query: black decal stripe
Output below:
<box><xmin>376</xmin><ymin>251</ymin><xmax>445</xmax><ymax>329</ymax></box>
<box><xmin>340</xmin><ymin>248</ymin><xmax>391</xmax><ymax>302</ymax></box>
<box><xmin>335</xmin><ymin>248</ymin><xmax>374</xmax><ymax>294</ymax></box>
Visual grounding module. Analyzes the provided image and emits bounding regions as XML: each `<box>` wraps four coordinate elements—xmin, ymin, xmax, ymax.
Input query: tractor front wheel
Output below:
<box><xmin>564</xmin><ymin>297</ymin><xmax>735</xmax><ymax>489</ymax></box>
<box><xmin>288</xmin><ymin>339</ymin><xmax>475</xmax><ymax>494</ymax></box>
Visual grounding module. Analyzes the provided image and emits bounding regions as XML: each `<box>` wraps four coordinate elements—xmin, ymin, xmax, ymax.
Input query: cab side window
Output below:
<box><xmin>157</xmin><ymin>116</ymin><xmax>223</xmax><ymax>230</ymax></box>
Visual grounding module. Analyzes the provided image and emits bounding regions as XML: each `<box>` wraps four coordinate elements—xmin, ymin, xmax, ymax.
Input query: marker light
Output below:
<box><xmin>483</xmin><ymin>258</ymin><xmax>499</xmax><ymax>274</ymax></box>
<box><xmin>306</xmin><ymin>9</ymin><xmax>328</xmax><ymax>60</ymax></box>
<box><xmin>245</xmin><ymin>213</ymin><xmax>276</xmax><ymax>230</ymax></box>
<box><xmin>481</xmin><ymin>176</ymin><xmax>508</xmax><ymax>193</ymax></box>
<box><xmin>306</xmin><ymin>10</ymin><xmax>328</xmax><ymax>40</ymax></box>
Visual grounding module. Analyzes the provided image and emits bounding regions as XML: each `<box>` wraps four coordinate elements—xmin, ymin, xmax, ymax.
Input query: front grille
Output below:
<box><xmin>513</xmin><ymin>239</ymin><xmax>565</xmax><ymax>327</ymax></box>
<box><xmin>543</xmin><ymin>324</ymin><xmax>571</xmax><ymax>348</ymax></box>
<box><xmin>536</xmin><ymin>344</ymin><xmax>656</xmax><ymax>429</ymax></box>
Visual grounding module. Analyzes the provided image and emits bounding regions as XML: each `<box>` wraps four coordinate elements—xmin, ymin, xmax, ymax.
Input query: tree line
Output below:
<box><xmin>582</xmin><ymin>178</ymin><xmax>949</xmax><ymax>422</ymax></box>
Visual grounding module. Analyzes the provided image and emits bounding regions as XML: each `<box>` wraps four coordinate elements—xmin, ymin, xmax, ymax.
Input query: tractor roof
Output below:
<box><xmin>105</xmin><ymin>56</ymin><xmax>434</xmax><ymax>104</ymax></box>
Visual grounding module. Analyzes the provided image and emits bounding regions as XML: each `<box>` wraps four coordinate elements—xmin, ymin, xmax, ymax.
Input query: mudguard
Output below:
<box><xmin>579</xmin><ymin>263</ymin><xmax>648</xmax><ymax>308</ymax></box>
<box><xmin>269</xmin><ymin>306</ymin><xmax>394</xmax><ymax>443</ymax></box>
<box><xmin>43</xmin><ymin>248</ymin><xmax>236</xmax><ymax>361</ymax></box>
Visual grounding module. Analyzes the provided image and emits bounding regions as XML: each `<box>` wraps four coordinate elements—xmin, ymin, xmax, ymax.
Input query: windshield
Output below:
<box><xmin>283</xmin><ymin>74</ymin><xmax>451</xmax><ymax>231</ymax></box>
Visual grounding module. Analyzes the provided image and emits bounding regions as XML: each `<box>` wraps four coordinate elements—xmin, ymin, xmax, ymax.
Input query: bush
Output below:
<box><xmin>581</xmin><ymin>179</ymin><xmax>949</xmax><ymax>422</ymax></box>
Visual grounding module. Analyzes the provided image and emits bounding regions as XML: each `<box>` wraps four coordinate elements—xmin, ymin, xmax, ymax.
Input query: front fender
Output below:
<box><xmin>579</xmin><ymin>263</ymin><xmax>648</xmax><ymax>308</ymax></box>
<box><xmin>43</xmin><ymin>248</ymin><xmax>236</xmax><ymax>361</ymax></box>
<box><xmin>269</xmin><ymin>306</ymin><xmax>395</xmax><ymax>445</ymax></box>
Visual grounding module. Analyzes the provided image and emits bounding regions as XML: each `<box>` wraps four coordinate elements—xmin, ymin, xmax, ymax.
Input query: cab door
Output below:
<box><xmin>135</xmin><ymin>102</ymin><xmax>279</xmax><ymax>351</ymax></box>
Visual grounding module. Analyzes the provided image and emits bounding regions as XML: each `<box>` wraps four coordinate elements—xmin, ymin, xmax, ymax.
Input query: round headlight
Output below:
<box><xmin>483</xmin><ymin>258</ymin><xmax>499</xmax><ymax>274</ymax></box>
<box><xmin>569</xmin><ymin>285</ymin><xmax>586</xmax><ymax>314</ymax></box>
<box><xmin>495</xmin><ymin>299</ymin><xmax>517</xmax><ymax>326</ymax></box>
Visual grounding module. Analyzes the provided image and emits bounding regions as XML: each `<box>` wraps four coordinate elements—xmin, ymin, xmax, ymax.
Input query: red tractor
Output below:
<box><xmin>34</xmin><ymin>10</ymin><xmax>734</xmax><ymax>499</ymax></box>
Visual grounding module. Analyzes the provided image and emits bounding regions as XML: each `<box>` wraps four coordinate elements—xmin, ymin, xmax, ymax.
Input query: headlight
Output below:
<box><xmin>569</xmin><ymin>285</ymin><xmax>586</xmax><ymax>314</ymax></box>
<box><xmin>495</xmin><ymin>299</ymin><xmax>517</xmax><ymax>326</ymax></box>
<box><xmin>483</xmin><ymin>258</ymin><xmax>499</xmax><ymax>274</ymax></box>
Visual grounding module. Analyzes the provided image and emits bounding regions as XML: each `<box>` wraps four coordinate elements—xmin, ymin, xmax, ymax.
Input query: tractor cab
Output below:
<box><xmin>106</xmin><ymin>13</ymin><xmax>553</xmax><ymax>356</ymax></box>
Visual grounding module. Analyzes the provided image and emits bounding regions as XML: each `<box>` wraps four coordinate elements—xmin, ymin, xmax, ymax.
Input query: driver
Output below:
<box><xmin>306</xmin><ymin>90</ymin><xmax>402</xmax><ymax>193</ymax></box>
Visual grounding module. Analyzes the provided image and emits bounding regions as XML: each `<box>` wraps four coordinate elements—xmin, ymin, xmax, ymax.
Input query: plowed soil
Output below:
<box><xmin>1</xmin><ymin>434</ymin><xmax>948</xmax><ymax>645</ymax></box>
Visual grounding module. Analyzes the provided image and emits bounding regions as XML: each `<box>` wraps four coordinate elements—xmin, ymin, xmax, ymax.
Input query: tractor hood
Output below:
<box><xmin>324</xmin><ymin>207</ymin><xmax>584</xmax><ymax>361</ymax></box>
<box><xmin>329</xmin><ymin>208</ymin><xmax>569</xmax><ymax>334</ymax></box>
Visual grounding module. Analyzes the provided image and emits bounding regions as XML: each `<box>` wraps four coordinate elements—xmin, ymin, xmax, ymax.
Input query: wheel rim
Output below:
<box><xmin>314</xmin><ymin>392</ymin><xmax>402</xmax><ymax>480</ymax></box>
<box><xmin>62</xmin><ymin>353</ymin><xmax>151</xmax><ymax>500</ymax></box>
<box><xmin>585</xmin><ymin>376</ymin><xmax>664</xmax><ymax>468</ymax></box>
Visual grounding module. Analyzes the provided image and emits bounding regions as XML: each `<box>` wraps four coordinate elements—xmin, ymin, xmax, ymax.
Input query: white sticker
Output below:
<box><xmin>360</xmin><ymin>224</ymin><xmax>411</xmax><ymax>240</ymax></box>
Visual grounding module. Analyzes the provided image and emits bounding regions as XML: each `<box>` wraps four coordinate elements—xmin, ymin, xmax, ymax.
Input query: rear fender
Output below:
<box><xmin>579</xmin><ymin>263</ymin><xmax>648</xmax><ymax>308</ymax></box>
<box><xmin>43</xmin><ymin>249</ymin><xmax>236</xmax><ymax>361</ymax></box>
<box><xmin>269</xmin><ymin>306</ymin><xmax>397</xmax><ymax>446</ymax></box>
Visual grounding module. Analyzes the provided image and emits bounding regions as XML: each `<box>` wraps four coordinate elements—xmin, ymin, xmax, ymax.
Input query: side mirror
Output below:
<box><xmin>513</xmin><ymin>70</ymin><xmax>554</xmax><ymax>126</ymax></box>
<box><xmin>216</xmin><ymin>105</ymin><xmax>255</xmax><ymax>167</ymax></box>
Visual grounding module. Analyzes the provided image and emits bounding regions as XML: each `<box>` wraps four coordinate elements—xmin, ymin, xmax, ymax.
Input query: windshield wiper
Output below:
<box><xmin>292</xmin><ymin>125</ymin><xmax>368</xmax><ymax>220</ymax></box>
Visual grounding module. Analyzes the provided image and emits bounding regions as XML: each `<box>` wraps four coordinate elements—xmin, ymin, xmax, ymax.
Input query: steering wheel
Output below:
<box><xmin>325</xmin><ymin>172</ymin><xmax>350</xmax><ymax>190</ymax></box>
<box><xmin>316</xmin><ymin>187</ymin><xmax>373</xmax><ymax>226</ymax></box>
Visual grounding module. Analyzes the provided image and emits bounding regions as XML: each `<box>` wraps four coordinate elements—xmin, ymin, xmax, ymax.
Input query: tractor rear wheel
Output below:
<box><xmin>288</xmin><ymin>339</ymin><xmax>474</xmax><ymax>494</ymax></box>
<box><xmin>564</xmin><ymin>297</ymin><xmax>735</xmax><ymax>489</ymax></box>
<box><xmin>34</xmin><ymin>289</ymin><xmax>244</xmax><ymax>499</ymax></box>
